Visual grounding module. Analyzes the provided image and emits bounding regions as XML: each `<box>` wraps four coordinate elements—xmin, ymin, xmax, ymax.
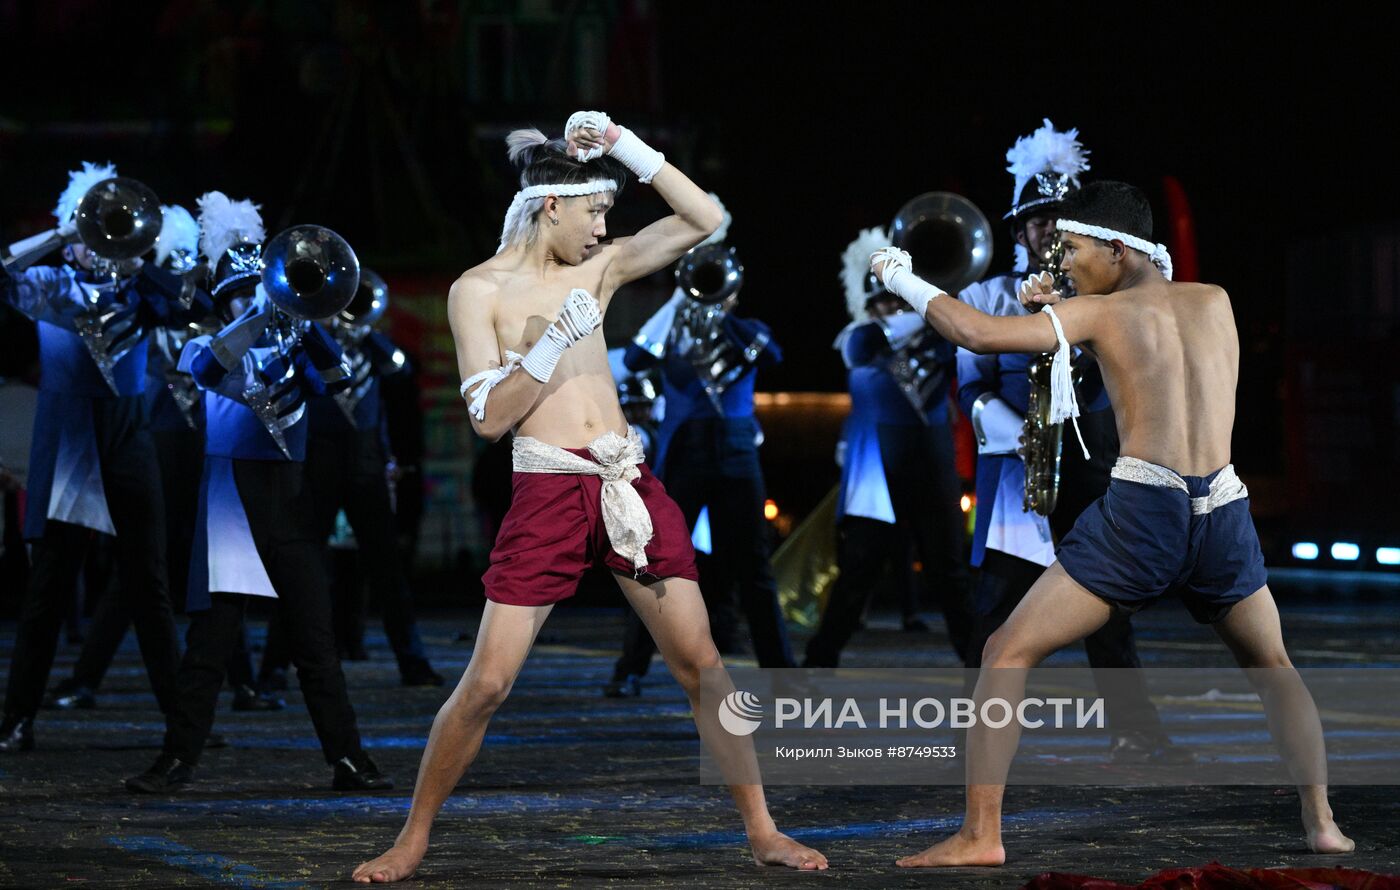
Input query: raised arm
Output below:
<box><xmin>562</xmin><ymin>112</ymin><xmax>724</xmax><ymax>294</ymax></box>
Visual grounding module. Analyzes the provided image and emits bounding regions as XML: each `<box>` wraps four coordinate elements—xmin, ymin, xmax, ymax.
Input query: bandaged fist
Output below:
<box><xmin>565</xmin><ymin>111</ymin><xmax>620</xmax><ymax>162</ymax></box>
<box><xmin>549</xmin><ymin>288</ymin><xmax>603</xmax><ymax>346</ymax></box>
<box><xmin>1018</xmin><ymin>271</ymin><xmax>1061</xmax><ymax>312</ymax></box>
<box><xmin>869</xmin><ymin>247</ymin><xmax>911</xmax><ymax>287</ymax></box>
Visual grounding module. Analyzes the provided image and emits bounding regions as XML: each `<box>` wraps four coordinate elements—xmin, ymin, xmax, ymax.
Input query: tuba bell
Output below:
<box><xmin>890</xmin><ymin>191</ymin><xmax>993</xmax><ymax>294</ymax></box>
<box><xmin>3</xmin><ymin>177</ymin><xmax>163</xmax><ymax>275</ymax></box>
<box><xmin>676</xmin><ymin>243</ymin><xmax>743</xmax><ymax>305</ymax></box>
<box><xmin>338</xmin><ymin>267</ymin><xmax>389</xmax><ymax>328</ymax></box>
<box><xmin>260</xmin><ymin>225</ymin><xmax>361</xmax><ymax>320</ymax></box>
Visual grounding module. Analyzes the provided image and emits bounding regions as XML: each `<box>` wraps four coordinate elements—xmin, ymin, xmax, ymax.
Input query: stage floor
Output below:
<box><xmin>1</xmin><ymin>586</ymin><xmax>1398</xmax><ymax>888</ymax></box>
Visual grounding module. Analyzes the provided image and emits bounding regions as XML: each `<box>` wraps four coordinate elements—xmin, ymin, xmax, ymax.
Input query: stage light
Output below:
<box><xmin>764</xmin><ymin>499</ymin><xmax>779</xmax><ymax>521</ymax></box>
<box><xmin>1377</xmin><ymin>547</ymin><xmax>1400</xmax><ymax>566</ymax></box>
<box><xmin>960</xmin><ymin>494</ymin><xmax>973</xmax><ymax>513</ymax></box>
<box><xmin>1291</xmin><ymin>542</ymin><xmax>1319</xmax><ymax>560</ymax></box>
<box><xmin>1331</xmin><ymin>542</ymin><xmax>1361</xmax><ymax>561</ymax></box>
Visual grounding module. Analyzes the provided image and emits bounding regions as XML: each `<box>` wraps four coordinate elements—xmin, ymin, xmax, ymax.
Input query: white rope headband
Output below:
<box><xmin>1056</xmin><ymin>218</ymin><xmax>1173</xmax><ymax>281</ymax></box>
<box><xmin>497</xmin><ymin>179</ymin><xmax>618</xmax><ymax>254</ymax></box>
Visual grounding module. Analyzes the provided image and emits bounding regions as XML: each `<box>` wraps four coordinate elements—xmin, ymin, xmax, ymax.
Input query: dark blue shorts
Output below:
<box><xmin>1057</xmin><ymin>465</ymin><xmax>1268</xmax><ymax>624</ymax></box>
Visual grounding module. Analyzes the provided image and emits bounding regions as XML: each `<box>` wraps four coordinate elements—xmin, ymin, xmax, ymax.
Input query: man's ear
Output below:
<box><xmin>1110</xmin><ymin>240</ymin><xmax>1128</xmax><ymax>262</ymax></box>
<box><xmin>1013</xmin><ymin>227</ymin><xmax>1030</xmax><ymax>249</ymax></box>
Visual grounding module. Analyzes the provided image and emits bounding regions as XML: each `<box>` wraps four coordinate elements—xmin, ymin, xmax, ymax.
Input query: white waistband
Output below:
<box><xmin>1110</xmin><ymin>456</ymin><xmax>1248</xmax><ymax>515</ymax></box>
<box><xmin>511</xmin><ymin>427</ymin><xmax>652</xmax><ymax>571</ymax></box>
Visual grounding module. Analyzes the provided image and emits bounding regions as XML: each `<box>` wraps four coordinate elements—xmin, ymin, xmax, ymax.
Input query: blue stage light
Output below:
<box><xmin>1376</xmin><ymin>547</ymin><xmax>1400</xmax><ymax>566</ymax></box>
<box><xmin>1331</xmin><ymin>542</ymin><xmax>1361</xmax><ymax>561</ymax></box>
<box><xmin>1292</xmin><ymin>542</ymin><xmax>1319</xmax><ymax>560</ymax></box>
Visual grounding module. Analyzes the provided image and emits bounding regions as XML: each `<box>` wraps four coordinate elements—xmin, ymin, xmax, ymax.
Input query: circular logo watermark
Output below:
<box><xmin>718</xmin><ymin>690</ymin><xmax>764</xmax><ymax>736</ymax></box>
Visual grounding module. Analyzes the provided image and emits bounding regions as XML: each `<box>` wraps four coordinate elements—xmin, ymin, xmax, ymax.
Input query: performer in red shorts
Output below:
<box><xmin>352</xmin><ymin>112</ymin><xmax>827</xmax><ymax>883</ymax></box>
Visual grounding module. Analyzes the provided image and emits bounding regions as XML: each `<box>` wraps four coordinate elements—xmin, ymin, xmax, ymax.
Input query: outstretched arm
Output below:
<box><xmin>563</xmin><ymin>114</ymin><xmax>723</xmax><ymax>294</ymax></box>
<box><xmin>871</xmin><ymin>253</ymin><xmax>1105</xmax><ymax>354</ymax></box>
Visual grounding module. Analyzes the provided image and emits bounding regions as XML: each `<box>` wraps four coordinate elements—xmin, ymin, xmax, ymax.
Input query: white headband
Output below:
<box><xmin>497</xmin><ymin>179</ymin><xmax>618</xmax><ymax>254</ymax></box>
<box><xmin>1056</xmin><ymin>218</ymin><xmax>1173</xmax><ymax>281</ymax></box>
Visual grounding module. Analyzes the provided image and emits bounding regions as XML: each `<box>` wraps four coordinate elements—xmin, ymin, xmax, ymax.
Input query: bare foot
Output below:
<box><xmin>1307</xmin><ymin>821</ymin><xmax>1356</xmax><ymax>854</ymax></box>
<box><xmin>897</xmin><ymin>830</ymin><xmax>1005</xmax><ymax>868</ymax></box>
<box><xmin>352</xmin><ymin>842</ymin><xmax>426</xmax><ymax>883</ymax></box>
<box><xmin>749</xmin><ymin>831</ymin><xmax>828</xmax><ymax>870</ymax></box>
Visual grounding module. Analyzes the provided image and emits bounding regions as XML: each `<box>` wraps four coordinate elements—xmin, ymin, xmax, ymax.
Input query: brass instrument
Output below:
<box><xmin>3</xmin><ymin>177</ymin><xmax>162</xmax><ymax>275</ymax></box>
<box><xmin>260</xmin><ymin>225</ymin><xmax>361</xmax><ymax>321</ymax></box>
<box><xmin>1022</xmin><ymin>233</ymin><xmax>1073</xmax><ymax>516</ymax></box>
<box><xmin>890</xmin><ymin>191</ymin><xmax>993</xmax><ymax>294</ymax></box>
<box><xmin>676</xmin><ymin>243</ymin><xmax>742</xmax><ymax>305</ymax></box>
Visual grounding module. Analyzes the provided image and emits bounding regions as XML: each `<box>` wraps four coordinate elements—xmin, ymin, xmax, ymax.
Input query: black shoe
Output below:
<box><xmin>232</xmin><ymin>684</ymin><xmax>286</xmax><ymax>711</ymax></box>
<box><xmin>1109</xmin><ymin>731</ymin><xmax>1194</xmax><ymax>765</ymax></box>
<box><xmin>125</xmin><ymin>753</ymin><xmax>195</xmax><ymax>793</ymax></box>
<box><xmin>400</xmin><ymin>664</ymin><xmax>445</xmax><ymax>688</ymax></box>
<box><xmin>204</xmin><ymin>732</ymin><xmax>228</xmax><ymax>749</ymax></box>
<box><xmin>902</xmin><ymin>616</ymin><xmax>932</xmax><ymax>633</ymax></box>
<box><xmin>603</xmin><ymin>674</ymin><xmax>643</xmax><ymax>698</ymax></box>
<box><xmin>43</xmin><ymin>684</ymin><xmax>97</xmax><ymax>710</ymax></box>
<box><xmin>332</xmin><ymin>752</ymin><xmax>393</xmax><ymax>791</ymax></box>
<box><xmin>0</xmin><ymin>715</ymin><xmax>34</xmax><ymax>752</ymax></box>
<box><xmin>258</xmin><ymin>668</ymin><xmax>289</xmax><ymax>693</ymax></box>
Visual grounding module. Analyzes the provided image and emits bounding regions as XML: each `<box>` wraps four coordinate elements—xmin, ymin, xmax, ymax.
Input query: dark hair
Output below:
<box><xmin>505</xmin><ymin>128</ymin><xmax>629</xmax><ymax>195</ymax></box>
<box><xmin>1057</xmin><ymin>181</ymin><xmax>1154</xmax><ymax>242</ymax></box>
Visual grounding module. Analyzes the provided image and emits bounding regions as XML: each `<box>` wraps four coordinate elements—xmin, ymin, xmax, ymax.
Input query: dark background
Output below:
<box><xmin>2</xmin><ymin>1</ymin><xmax>1397</xmax><ymax>554</ymax></box>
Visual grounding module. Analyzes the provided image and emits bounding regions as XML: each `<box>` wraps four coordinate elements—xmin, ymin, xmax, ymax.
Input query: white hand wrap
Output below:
<box><xmin>565</xmin><ymin>110</ymin><xmax>613</xmax><ymax>162</ymax></box>
<box><xmin>871</xmin><ymin>247</ymin><xmax>945</xmax><ymax>317</ymax></box>
<box><xmin>1019</xmin><ymin>271</ymin><xmax>1059</xmax><ymax>307</ymax></box>
<box><xmin>608</xmin><ymin>126</ymin><xmax>665</xmax><ymax>184</ymax></box>
<box><xmin>520</xmin><ymin>288</ymin><xmax>603</xmax><ymax>383</ymax></box>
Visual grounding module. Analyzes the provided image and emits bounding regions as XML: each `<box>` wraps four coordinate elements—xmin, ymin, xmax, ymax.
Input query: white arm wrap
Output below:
<box><xmin>608</xmin><ymin>126</ymin><xmax>665</xmax><ymax>184</ymax></box>
<box><xmin>872</xmin><ymin>247</ymin><xmax>945</xmax><ymax>317</ymax></box>
<box><xmin>461</xmin><ymin>352</ymin><xmax>523</xmax><ymax>422</ymax></box>
<box><xmin>520</xmin><ymin>288</ymin><xmax>603</xmax><ymax>383</ymax></box>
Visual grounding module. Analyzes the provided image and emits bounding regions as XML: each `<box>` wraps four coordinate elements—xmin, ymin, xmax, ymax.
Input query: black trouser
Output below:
<box><xmin>613</xmin><ymin>419</ymin><xmax>795</xmax><ymax>678</ymax></box>
<box><xmin>64</xmin><ymin>427</ymin><xmax>251</xmax><ymax>691</ymax></box>
<box><xmin>805</xmin><ymin>422</ymin><xmax>974</xmax><ymax>667</ymax></box>
<box><xmin>965</xmin><ymin>550</ymin><xmax>1163</xmax><ymax>735</ymax></box>
<box><xmin>164</xmin><ymin>459</ymin><xmax>363</xmax><ymax>765</ymax></box>
<box><xmin>261</xmin><ymin>427</ymin><xmax>430</xmax><ymax>679</ymax></box>
<box><xmin>3</xmin><ymin>398</ymin><xmax>180</xmax><ymax>719</ymax></box>
<box><xmin>68</xmin><ymin>579</ymin><xmax>256</xmax><ymax>692</ymax></box>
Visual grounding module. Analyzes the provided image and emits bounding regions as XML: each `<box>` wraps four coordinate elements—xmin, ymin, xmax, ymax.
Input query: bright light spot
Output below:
<box><xmin>1376</xmin><ymin>547</ymin><xmax>1400</xmax><ymax>566</ymax></box>
<box><xmin>960</xmin><ymin>494</ymin><xmax>973</xmax><ymax>514</ymax></box>
<box><xmin>1291</xmin><ymin>542</ymin><xmax>1319</xmax><ymax>560</ymax></box>
<box><xmin>763</xmin><ymin>499</ymin><xmax>779</xmax><ymax>521</ymax></box>
<box><xmin>1331</xmin><ymin>542</ymin><xmax>1361</xmax><ymax>561</ymax></box>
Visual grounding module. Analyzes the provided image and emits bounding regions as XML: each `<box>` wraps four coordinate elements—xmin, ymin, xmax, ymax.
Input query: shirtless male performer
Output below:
<box><xmin>352</xmin><ymin>113</ymin><xmax>827</xmax><ymax>882</ymax></box>
<box><xmin>866</xmin><ymin>180</ymin><xmax>1352</xmax><ymax>868</ymax></box>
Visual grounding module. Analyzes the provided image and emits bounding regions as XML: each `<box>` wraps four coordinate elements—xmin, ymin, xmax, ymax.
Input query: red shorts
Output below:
<box><xmin>482</xmin><ymin>447</ymin><xmax>699</xmax><ymax>606</ymax></box>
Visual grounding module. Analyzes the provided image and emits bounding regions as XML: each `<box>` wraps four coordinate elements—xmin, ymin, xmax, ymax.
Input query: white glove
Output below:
<box><xmin>520</xmin><ymin>288</ymin><xmax>603</xmax><ymax>383</ymax></box>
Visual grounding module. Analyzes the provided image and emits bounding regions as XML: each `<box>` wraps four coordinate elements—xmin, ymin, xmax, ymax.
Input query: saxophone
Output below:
<box><xmin>1022</xmin><ymin>234</ymin><xmax>1073</xmax><ymax>516</ymax></box>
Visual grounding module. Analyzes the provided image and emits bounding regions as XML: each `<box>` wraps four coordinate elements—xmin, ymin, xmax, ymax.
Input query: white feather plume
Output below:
<box><xmin>1005</xmin><ymin>118</ymin><xmax>1090</xmax><ymax>207</ymax></box>
<box><xmin>196</xmin><ymin>191</ymin><xmax>265</xmax><ymax>263</ymax></box>
<box><xmin>53</xmin><ymin>161</ymin><xmax>118</xmax><ymax>223</ymax></box>
<box><xmin>698</xmin><ymin>192</ymin><xmax>731</xmax><ymax>248</ymax></box>
<box><xmin>154</xmin><ymin>205</ymin><xmax>199</xmax><ymax>265</ymax></box>
<box><xmin>840</xmin><ymin>226</ymin><xmax>890</xmax><ymax>322</ymax></box>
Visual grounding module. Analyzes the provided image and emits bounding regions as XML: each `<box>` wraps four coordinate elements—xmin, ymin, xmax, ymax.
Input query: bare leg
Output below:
<box><xmin>898</xmin><ymin>562</ymin><xmax>1111</xmax><ymax>868</ymax></box>
<box><xmin>616</xmin><ymin>572</ymin><xmax>827</xmax><ymax>870</ymax></box>
<box><xmin>1211</xmin><ymin>586</ymin><xmax>1353</xmax><ymax>853</ymax></box>
<box><xmin>352</xmin><ymin>601</ymin><xmax>554</xmax><ymax>883</ymax></box>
